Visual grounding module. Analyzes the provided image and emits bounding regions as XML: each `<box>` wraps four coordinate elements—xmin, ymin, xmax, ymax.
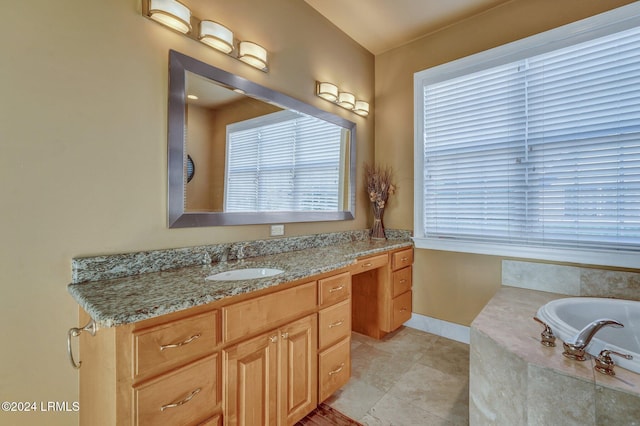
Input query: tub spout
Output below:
<box><xmin>562</xmin><ymin>319</ymin><xmax>624</xmax><ymax>361</ymax></box>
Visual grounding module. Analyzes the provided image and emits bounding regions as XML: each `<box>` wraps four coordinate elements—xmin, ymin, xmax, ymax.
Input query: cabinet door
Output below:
<box><xmin>279</xmin><ymin>315</ymin><xmax>318</xmax><ymax>426</ymax></box>
<box><xmin>224</xmin><ymin>331</ymin><xmax>278</xmax><ymax>426</ymax></box>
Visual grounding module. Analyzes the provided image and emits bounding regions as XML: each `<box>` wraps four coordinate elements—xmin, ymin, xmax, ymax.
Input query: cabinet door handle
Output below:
<box><xmin>281</xmin><ymin>332</ymin><xmax>289</xmax><ymax>340</ymax></box>
<box><xmin>160</xmin><ymin>388</ymin><xmax>201</xmax><ymax>411</ymax></box>
<box><xmin>269</xmin><ymin>335</ymin><xmax>278</xmax><ymax>343</ymax></box>
<box><xmin>329</xmin><ymin>285</ymin><xmax>344</xmax><ymax>293</ymax></box>
<box><xmin>160</xmin><ymin>333</ymin><xmax>201</xmax><ymax>351</ymax></box>
<box><xmin>328</xmin><ymin>320</ymin><xmax>344</xmax><ymax>328</ymax></box>
<box><xmin>328</xmin><ymin>363</ymin><xmax>345</xmax><ymax>376</ymax></box>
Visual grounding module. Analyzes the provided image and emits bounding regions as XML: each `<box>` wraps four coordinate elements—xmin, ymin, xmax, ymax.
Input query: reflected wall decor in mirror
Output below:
<box><xmin>168</xmin><ymin>50</ymin><xmax>357</xmax><ymax>227</ymax></box>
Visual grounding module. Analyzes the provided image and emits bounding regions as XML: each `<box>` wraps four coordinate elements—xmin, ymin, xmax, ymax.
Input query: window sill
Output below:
<box><xmin>412</xmin><ymin>237</ymin><xmax>640</xmax><ymax>269</ymax></box>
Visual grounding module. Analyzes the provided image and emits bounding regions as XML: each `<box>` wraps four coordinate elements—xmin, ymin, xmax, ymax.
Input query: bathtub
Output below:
<box><xmin>536</xmin><ymin>297</ymin><xmax>640</xmax><ymax>374</ymax></box>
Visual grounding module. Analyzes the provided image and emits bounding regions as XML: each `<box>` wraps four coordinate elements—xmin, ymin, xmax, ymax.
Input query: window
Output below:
<box><xmin>225</xmin><ymin>110</ymin><xmax>346</xmax><ymax>212</ymax></box>
<box><xmin>414</xmin><ymin>3</ymin><xmax>640</xmax><ymax>268</ymax></box>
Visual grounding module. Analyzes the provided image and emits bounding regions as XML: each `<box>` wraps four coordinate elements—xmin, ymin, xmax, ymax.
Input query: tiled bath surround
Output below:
<box><xmin>502</xmin><ymin>259</ymin><xmax>640</xmax><ymax>301</ymax></box>
<box><xmin>470</xmin><ymin>261</ymin><xmax>640</xmax><ymax>425</ymax></box>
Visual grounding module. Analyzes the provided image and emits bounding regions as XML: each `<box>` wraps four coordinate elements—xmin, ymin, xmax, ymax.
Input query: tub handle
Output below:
<box><xmin>533</xmin><ymin>316</ymin><xmax>556</xmax><ymax>347</ymax></box>
<box><xmin>594</xmin><ymin>349</ymin><xmax>633</xmax><ymax>376</ymax></box>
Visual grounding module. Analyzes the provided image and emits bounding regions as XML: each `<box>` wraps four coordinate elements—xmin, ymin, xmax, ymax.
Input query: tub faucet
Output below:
<box><xmin>562</xmin><ymin>319</ymin><xmax>624</xmax><ymax>361</ymax></box>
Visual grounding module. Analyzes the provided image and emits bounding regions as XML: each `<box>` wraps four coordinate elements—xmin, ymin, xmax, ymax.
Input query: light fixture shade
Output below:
<box><xmin>337</xmin><ymin>92</ymin><xmax>356</xmax><ymax>110</ymax></box>
<box><xmin>317</xmin><ymin>82</ymin><xmax>339</xmax><ymax>102</ymax></box>
<box><xmin>354</xmin><ymin>100</ymin><xmax>370</xmax><ymax>116</ymax></box>
<box><xmin>238</xmin><ymin>41</ymin><xmax>268</xmax><ymax>70</ymax></box>
<box><xmin>199</xmin><ymin>21</ymin><xmax>234</xmax><ymax>53</ymax></box>
<box><xmin>148</xmin><ymin>0</ymin><xmax>192</xmax><ymax>34</ymax></box>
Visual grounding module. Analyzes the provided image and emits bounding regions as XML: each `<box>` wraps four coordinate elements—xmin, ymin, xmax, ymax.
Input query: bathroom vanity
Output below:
<box><xmin>68</xmin><ymin>234</ymin><xmax>413</xmax><ymax>425</ymax></box>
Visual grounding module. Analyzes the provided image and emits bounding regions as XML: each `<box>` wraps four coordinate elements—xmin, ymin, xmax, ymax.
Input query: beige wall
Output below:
<box><xmin>375</xmin><ymin>0</ymin><xmax>638</xmax><ymax>326</ymax></box>
<box><xmin>0</xmin><ymin>1</ymin><xmax>372</xmax><ymax>425</ymax></box>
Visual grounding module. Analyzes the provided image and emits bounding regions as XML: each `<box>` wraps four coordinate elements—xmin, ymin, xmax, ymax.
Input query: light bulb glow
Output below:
<box><xmin>149</xmin><ymin>0</ymin><xmax>192</xmax><ymax>34</ymax></box>
<box><xmin>238</xmin><ymin>41</ymin><xmax>268</xmax><ymax>70</ymax></box>
<box><xmin>199</xmin><ymin>21</ymin><xmax>234</xmax><ymax>53</ymax></box>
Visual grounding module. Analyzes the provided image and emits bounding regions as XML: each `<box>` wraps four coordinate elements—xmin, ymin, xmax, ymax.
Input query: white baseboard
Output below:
<box><xmin>404</xmin><ymin>313</ymin><xmax>470</xmax><ymax>344</ymax></box>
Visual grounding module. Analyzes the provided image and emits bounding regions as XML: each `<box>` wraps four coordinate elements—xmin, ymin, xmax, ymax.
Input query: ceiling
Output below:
<box><xmin>304</xmin><ymin>0</ymin><xmax>512</xmax><ymax>55</ymax></box>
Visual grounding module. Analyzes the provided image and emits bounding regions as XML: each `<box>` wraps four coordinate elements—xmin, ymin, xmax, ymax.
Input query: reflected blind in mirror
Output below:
<box><xmin>225</xmin><ymin>110</ymin><xmax>344</xmax><ymax>212</ymax></box>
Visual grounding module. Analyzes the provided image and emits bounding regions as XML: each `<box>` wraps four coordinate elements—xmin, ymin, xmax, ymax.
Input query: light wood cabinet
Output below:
<box><xmin>77</xmin><ymin>245</ymin><xmax>412</xmax><ymax>425</ymax></box>
<box><xmin>223</xmin><ymin>314</ymin><xmax>317</xmax><ymax>426</ymax></box>
<box><xmin>352</xmin><ymin>247</ymin><xmax>414</xmax><ymax>339</ymax></box>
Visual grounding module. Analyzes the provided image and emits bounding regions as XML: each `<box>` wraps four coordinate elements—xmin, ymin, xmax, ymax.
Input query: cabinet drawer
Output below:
<box><xmin>223</xmin><ymin>281</ymin><xmax>316</xmax><ymax>343</ymax></box>
<box><xmin>318</xmin><ymin>272</ymin><xmax>351</xmax><ymax>307</ymax></box>
<box><xmin>391</xmin><ymin>248</ymin><xmax>413</xmax><ymax>271</ymax></box>
<box><xmin>391</xmin><ymin>291</ymin><xmax>412</xmax><ymax>331</ymax></box>
<box><xmin>133</xmin><ymin>310</ymin><xmax>220</xmax><ymax>380</ymax></box>
<box><xmin>392</xmin><ymin>266</ymin><xmax>412</xmax><ymax>298</ymax></box>
<box><xmin>354</xmin><ymin>253</ymin><xmax>388</xmax><ymax>273</ymax></box>
<box><xmin>318</xmin><ymin>299</ymin><xmax>351</xmax><ymax>350</ymax></box>
<box><xmin>318</xmin><ymin>337</ymin><xmax>351</xmax><ymax>402</ymax></box>
<box><xmin>134</xmin><ymin>353</ymin><xmax>220</xmax><ymax>426</ymax></box>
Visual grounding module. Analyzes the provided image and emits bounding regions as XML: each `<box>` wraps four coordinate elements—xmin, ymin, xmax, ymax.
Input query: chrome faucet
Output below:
<box><xmin>562</xmin><ymin>319</ymin><xmax>624</xmax><ymax>361</ymax></box>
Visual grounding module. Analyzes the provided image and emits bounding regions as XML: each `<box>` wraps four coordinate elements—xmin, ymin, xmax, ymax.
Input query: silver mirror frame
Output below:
<box><xmin>168</xmin><ymin>50</ymin><xmax>357</xmax><ymax>228</ymax></box>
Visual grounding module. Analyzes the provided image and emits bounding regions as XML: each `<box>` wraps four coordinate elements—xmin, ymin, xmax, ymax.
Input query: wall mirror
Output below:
<box><xmin>168</xmin><ymin>50</ymin><xmax>357</xmax><ymax>227</ymax></box>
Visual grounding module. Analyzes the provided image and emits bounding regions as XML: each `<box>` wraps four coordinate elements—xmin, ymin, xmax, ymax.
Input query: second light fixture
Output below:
<box><xmin>316</xmin><ymin>82</ymin><xmax>369</xmax><ymax>117</ymax></box>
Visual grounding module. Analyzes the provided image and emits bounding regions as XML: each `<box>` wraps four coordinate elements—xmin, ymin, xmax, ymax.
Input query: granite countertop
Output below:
<box><xmin>68</xmin><ymin>239</ymin><xmax>412</xmax><ymax>328</ymax></box>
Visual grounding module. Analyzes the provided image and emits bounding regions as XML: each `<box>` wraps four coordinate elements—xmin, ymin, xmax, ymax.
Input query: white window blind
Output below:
<box><xmin>225</xmin><ymin>110</ymin><xmax>343</xmax><ymax>212</ymax></box>
<box><xmin>419</xmin><ymin>24</ymin><xmax>640</xmax><ymax>257</ymax></box>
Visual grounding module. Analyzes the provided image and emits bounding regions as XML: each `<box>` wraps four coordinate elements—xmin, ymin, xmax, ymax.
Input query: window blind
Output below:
<box><xmin>225</xmin><ymin>110</ymin><xmax>343</xmax><ymax>212</ymax></box>
<box><xmin>421</xmin><ymin>25</ymin><xmax>640</xmax><ymax>252</ymax></box>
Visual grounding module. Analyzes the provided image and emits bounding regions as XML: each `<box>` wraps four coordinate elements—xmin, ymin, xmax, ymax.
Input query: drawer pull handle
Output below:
<box><xmin>401</xmin><ymin>257</ymin><xmax>409</xmax><ymax>262</ymax></box>
<box><xmin>328</xmin><ymin>320</ymin><xmax>344</xmax><ymax>328</ymax></box>
<box><xmin>329</xmin><ymin>285</ymin><xmax>344</xmax><ymax>293</ymax></box>
<box><xmin>160</xmin><ymin>388</ymin><xmax>201</xmax><ymax>411</ymax></box>
<box><xmin>400</xmin><ymin>307</ymin><xmax>408</xmax><ymax>312</ymax></box>
<box><xmin>399</xmin><ymin>279</ymin><xmax>407</xmax><ymax>284</ymax></box>
<box><xmin>160</xmin><ymin>333</ymin><xmax>201</xmax><ymax>351</ymax></box>
<box><xmin>361</xmin><ymin>262</ymin><xmax>373</xmax><ymax>268</ymax></box>
<box><xmin>328</xmin><ymin>363</ymin><xmax>345</xmax><ymax>376</ymax></box>
<box><xmin>269</xmin><ymin>335</ymin><xmax>278</xmax><ymax>343</ymax></box>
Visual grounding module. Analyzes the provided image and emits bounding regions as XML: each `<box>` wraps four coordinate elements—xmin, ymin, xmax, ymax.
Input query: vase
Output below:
<box><xmin>370</xmin><ymin>205</ymin><xmax>386</xmax><ymax>239</ymax></box>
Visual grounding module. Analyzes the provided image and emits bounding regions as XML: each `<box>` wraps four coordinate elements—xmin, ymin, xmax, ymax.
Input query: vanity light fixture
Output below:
<box><xmin>148</xmin><ymin>0</ymin><xmax>192</xmax><ymax>34</ymax></box>
<box><xmin>353</xmin><ymin>100</ymin><xmax>370</xmax><ymax>117</ymax></box>
<box><xmin>315</xmin><ymin>81</ymin><xmax>369</xmax><ymax>117</ymax></box>
<box><xmin>238</xmin><ymin>41</ymin><xmax>268</xmax><ymax>71</ymax></box>
<box><xmin>337</xmin><ymin>92</ymin><xmax>356</xmax><ymax>110</ymax></box>
<box><xmin>316</xmin><ymin>82</ymin><xmax>339</xmax><ymax>102</ymax></box>
<box><xmin>199</xmin><ymin>21</ymin><xmax>234</xmax><ymax>53</ymax></box>
<box><xmin>142</xmin><ymin>0</ymin><xmax>269</xmax><ymax>72</ymax></box>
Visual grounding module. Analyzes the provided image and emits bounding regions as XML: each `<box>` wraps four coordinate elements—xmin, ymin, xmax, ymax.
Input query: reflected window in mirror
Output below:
<box><xmin>225</xmin><ymin>110</ymin><xmax>348</xmax><ymax>212</ymax></box>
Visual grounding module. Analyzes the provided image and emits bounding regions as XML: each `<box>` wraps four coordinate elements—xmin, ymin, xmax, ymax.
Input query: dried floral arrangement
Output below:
<box><xmin>365</xmin><ymin>163</ymin><xmax>395</xmax><ymax>239</ymax></box>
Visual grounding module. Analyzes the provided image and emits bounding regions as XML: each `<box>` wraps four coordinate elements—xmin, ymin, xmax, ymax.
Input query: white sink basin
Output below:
<box><xmin>205</xmin><ymin>268</ymin><xmax>284</xmax><ymax>281</ymax></box>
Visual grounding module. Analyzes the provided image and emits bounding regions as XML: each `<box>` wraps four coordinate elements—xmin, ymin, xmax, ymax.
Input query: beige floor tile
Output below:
<box><xmin>327</xmin><ymin>328</ymin><xmax>470</xmax><ymax>425</ymax></box>
<box><xmin>388</xmin><ymin>363</ymin><xmax>469</xmax><ymax>424</ymax></box>
<box><xmin>350</xmin><ymin>342</ymin><xmax>417</xmax><ymax>392</ymax></box>
<box><xmin>324</xmin><ymin>376</ymin><xmax>386</xmax><ymax>421</ymax></box>
<box><xmin>416</xmin><ymin>336</ymin><xmax>470</xmax><ymax>377</ymax></box>
<box><xmin>363</xmin><ymin>393</ymin><xmax>454</xmax><ymax>426</ymax></box>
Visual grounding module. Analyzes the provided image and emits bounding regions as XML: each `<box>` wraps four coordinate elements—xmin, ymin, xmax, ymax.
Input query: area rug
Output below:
<box><xmin>296</xmin><ymin>403</ymin><xmax>363</xmax><ymax>425</ymax></box>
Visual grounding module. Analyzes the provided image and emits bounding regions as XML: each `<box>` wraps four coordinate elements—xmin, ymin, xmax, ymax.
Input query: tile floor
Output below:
<box><xmin>325</xmin><ymin>327</ymin><xmax>470</xmax><ymax>426</ymax></box>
